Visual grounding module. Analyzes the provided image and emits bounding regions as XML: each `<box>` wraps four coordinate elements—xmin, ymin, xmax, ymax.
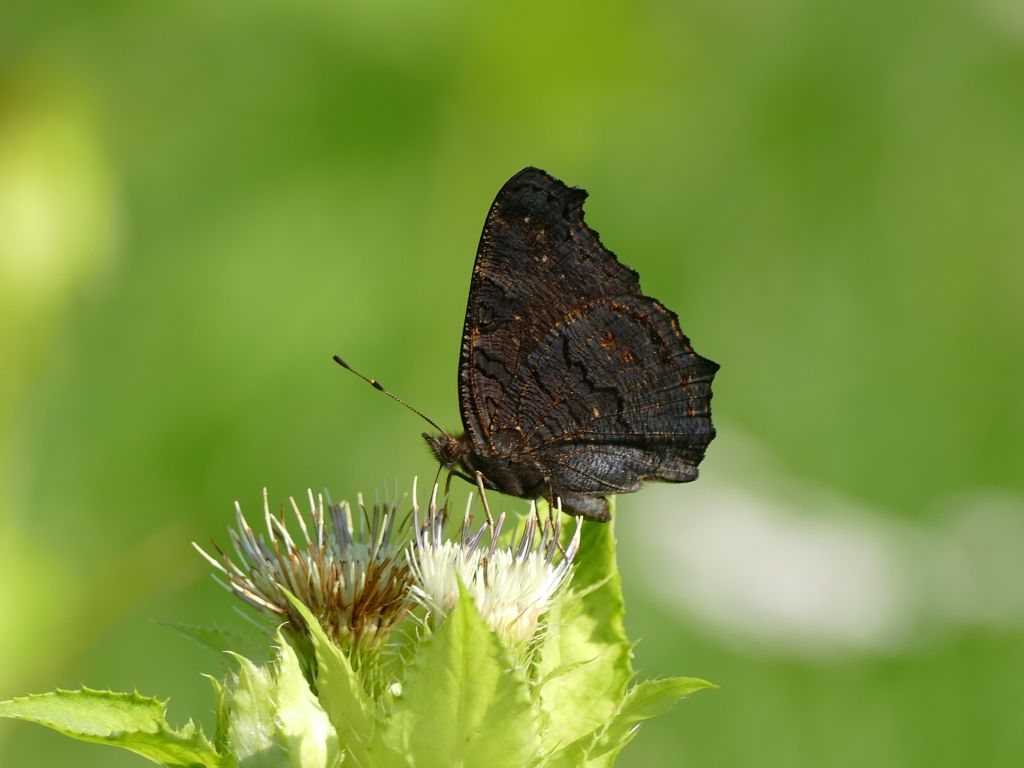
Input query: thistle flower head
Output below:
<box><xmin>408</xmin><ymin>484</ymin><xmax>582</xmax><ymax>645</ymax></box>
<box><xmin>194</xmin><ymin>488</ymin><xmax>412</xmax><ymax>650</ymax></box>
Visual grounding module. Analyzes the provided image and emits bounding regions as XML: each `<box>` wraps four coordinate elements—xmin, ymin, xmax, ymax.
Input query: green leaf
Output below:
<box><xmin>377</xmin><ymin>587</ymin><xmax>539</xmax><ymax>768</ymax></box>
<box><xmin>159</xmin><ymin>621</ymin><xmax>265</xmax><ymax>664</ymax></box>
<box><xmin>536</xmin><ymin>504</ymin><xmax>633</xmax><ymax>765</ymax></box>
<box><xmin>223</xmin><ymin>639</ymin><xmax>342</xmax><ymax>768</ymax></box>
<box><xmin>0</xmin><ymin>688</ymin><xmax>223</xmax><ymax>767</ymax></box>
<box><xmin>284</xmin><ymin>590</ymin><xmax>373</xmax><ymax>768</ymax></box>
<box><xmin>274</xmin><ymin>638</ymin><xmax>343</xmax><ymax>768</ymax></box>
<box><xmin>226</xmin><ymin>655</ymin><xmax>279</xmax><ymax>767</ymax></box>
<box><xmin>584</xmin><ymin>677</ymin><xmax>717</xmax><ymax>767</ymax></box>
<box><xmin>205</xmin><ymin>676</ymin><xmax>230</xmax><ymax>755</ymax></box>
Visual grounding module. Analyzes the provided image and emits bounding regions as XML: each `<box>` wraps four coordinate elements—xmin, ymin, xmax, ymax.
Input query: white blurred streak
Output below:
<box><xmin>983</xmin><ymin>0</ymin><xmax>1024</xmax><ymax>44</ymax></box>
<box><xmin>623</xmin><ymin>434</ymin><xmax>1024</xmax><ymax>657</ymax></box>
<box><xmin>928</xmin><ymin>492</ymin><xmax>1024</xmax><ymax>629</ymax></box>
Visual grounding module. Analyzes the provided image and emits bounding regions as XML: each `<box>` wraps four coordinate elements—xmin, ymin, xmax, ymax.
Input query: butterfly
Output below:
<box><xmin>422</xmin><ymin>167</ymin><xmax>718</xmax><ymax>521</ymax></box>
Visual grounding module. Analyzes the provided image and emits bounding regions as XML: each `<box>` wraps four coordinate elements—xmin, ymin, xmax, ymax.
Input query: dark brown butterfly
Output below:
<box><xmin>422</xmin><ymin>167</ymin><xmax>718</xmax><ymax>521</ymax></box>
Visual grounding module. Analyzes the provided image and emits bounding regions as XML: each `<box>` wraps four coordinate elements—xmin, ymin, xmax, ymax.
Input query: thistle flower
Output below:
<box><xmin>194</xmin><ymin>488</ymin><xmax>412</xmax><ymax>650</ymax></box>
<box><xmin>5</xmin><ymin>485</ymin><xmax>715</xmax><ymax>768</ymax></box>
<box><xmin>408</xmin><ymin>484</ymin><xmax>582</xmax><ymax>645</ymax></box>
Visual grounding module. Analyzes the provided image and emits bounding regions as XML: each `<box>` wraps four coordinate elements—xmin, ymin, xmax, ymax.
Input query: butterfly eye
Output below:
<box><xmin>423</xmin><ymin>432</ymin><xmax>463</xmax><ymax>469</ymax></box>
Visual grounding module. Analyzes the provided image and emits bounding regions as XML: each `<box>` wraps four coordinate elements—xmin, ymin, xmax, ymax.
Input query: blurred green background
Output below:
<box><xmin>2</xmin><ymin>0</ymin><xmax>1023</xmax><ymax>765</ymax></box>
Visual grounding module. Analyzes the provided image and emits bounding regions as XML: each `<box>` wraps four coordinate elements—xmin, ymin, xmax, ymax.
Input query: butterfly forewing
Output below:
<box><xmin>454</xmin><ymin>167</ymin><xmax>717</xmax><ymax>518</ymax></box>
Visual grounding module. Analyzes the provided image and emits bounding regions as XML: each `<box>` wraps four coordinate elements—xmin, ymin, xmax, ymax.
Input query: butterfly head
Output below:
<box><xmin>423</xmin><ymin>431</ymin><xmax>466</xmax><ymax>470</ymax></box>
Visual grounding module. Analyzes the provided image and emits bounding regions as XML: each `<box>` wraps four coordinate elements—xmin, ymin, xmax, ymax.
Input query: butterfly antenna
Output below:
<box><xmin>332</xmin><ymin>355</ymin><xmax>447</xmax><ymax>434</ymax></box>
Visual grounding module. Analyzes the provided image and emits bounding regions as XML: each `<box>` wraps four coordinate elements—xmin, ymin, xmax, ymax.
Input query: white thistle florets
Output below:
<box><xmin>194</xmin><ymin>488</ymin><xmax>411</xmax><ymax>650</ymax></box>
<box><xmin>408</xmin><ymin>483</ymin><xmax>582</xmax><ymax>645</ymax></box>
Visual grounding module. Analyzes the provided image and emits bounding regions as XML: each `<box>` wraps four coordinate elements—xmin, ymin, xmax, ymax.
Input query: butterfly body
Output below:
<box><xmin>425</xmin><ymin>431</ymin><xmax>546</xmax><ymax>497</ymax></box>
<box><xmin>426</xmin><ymin>167</ymin><xmax>717</xmax><ymax>522</ymax></box>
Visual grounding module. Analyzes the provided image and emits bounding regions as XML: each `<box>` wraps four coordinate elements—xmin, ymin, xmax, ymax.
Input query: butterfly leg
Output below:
<box><xmin>444</xmin><ymin>468</ymin><xmax>476</xmax><ymax>499</ymax></box>
<box><xmin>474</xmin><ymin>471</ymin><xmax>495</xmax><ymax>527</ymax></box>
<box><xmin>532</xmin><ymin>493</ymin><xmax>545</xmax><ymax>531</ymax></box>
<box><xmin>432</xmin><ymin>463</ymin><xmax>447</xmax><ymax>507</ymax></box>
<box><xmin>542</xmin><ymin>479</ymin><xmax>573</xmax><ymax>559</ymax></box>
<box><xmin>543</xmin><ymin>479</ymin><xmax>558</xmax><ymax>526</ymax></box>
